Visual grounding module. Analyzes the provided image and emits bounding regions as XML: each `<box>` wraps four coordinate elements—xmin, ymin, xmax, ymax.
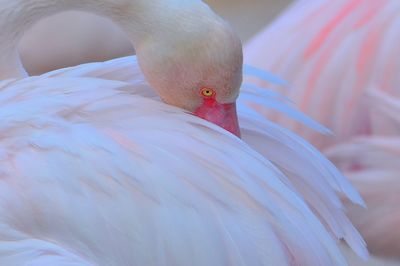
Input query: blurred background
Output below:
<box><xmin>20</xmin><ymin>0</ymin><xmax>292</xmax><ymax>75</ymax></box>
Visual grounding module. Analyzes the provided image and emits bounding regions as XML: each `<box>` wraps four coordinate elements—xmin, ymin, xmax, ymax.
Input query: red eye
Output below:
<box><xmin>201</xmin><ymin>88</ymin><xmax>215</xmax><ymax>98</ymax></box>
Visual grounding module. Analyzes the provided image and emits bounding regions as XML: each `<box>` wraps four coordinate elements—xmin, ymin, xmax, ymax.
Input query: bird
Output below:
<box><xmin>0</xmin><ymin>0</ymin><xmax>367</xmax><ymax>264</ymax></box>
<box><xmin>244</xmin><ymin>0</ymin><xmax>400</xmax><ymax>260</ymax></box>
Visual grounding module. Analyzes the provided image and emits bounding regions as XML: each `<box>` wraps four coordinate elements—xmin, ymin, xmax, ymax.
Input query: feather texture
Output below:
<box><xmin>0</xmin><ymin>76</ymin><xmax>353</xmax><ymax>265</ymax></box>
<box><xmin>31</xmin><ymin>55</ymin><xmax>368</xmax><ymax>262</ymax></box>
<box><xmin>244</xmin><ymin>0</ymin><xmax>400</xmax><ymax>260</ymax></box>
<box><xmin>0</xmin><ymin>0</ymin><xmax>367</xmax><ymax>264</ymax></box>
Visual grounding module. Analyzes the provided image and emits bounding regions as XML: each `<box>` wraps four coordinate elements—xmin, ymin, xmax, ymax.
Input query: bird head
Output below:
<box><xmin>136</xmin><ymin>2</ymin><xmax>243</xmax><ymax>137</ymax></box>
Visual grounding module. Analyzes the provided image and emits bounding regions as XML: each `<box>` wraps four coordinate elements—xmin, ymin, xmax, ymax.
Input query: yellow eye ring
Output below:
<box><xmin>201</xmin><ymin>88</ymin><xmax>215</xmax><ymax>98</ymax></box>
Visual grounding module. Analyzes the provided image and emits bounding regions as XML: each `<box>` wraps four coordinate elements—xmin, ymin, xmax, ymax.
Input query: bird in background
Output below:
<box><xmin>245</xmin><ymin>0</ymin><xmax>400</xmax><ymax>261</ymax></box>
<box><xmin>0</xmin><ymin>0</ymin><xmax>367</xmax><ymax>264</ymax></box>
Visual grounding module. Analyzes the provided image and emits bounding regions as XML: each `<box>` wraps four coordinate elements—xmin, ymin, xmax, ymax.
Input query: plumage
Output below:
<box><xmin>40</xmin><ymin>55</ymin><xmax>369</xmax><ymax>262</ymax></box>
<box><xmin>0</xmin><ymin>0</ymin><xmax>368</xmax><ymax>265</ymax></box>
<box><xmin>0</xmin><ymin>74</ymin><xmax>360</xmax><ymax>265</ymax></box>
<box><xmin>326</xmin><ymin>90</ymin><xmax>400</xmax><ymax>259</ymax></box>
<box><xmin>244</xmin><ymin>0</ymin><xmax>400</xmax><ymax>260</ymax></box>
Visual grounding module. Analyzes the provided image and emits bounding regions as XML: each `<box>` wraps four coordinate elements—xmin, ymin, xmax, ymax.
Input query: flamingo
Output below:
<box><xmin>244</xmin><ymin>0</ymin><xmax>400</xmax><ymax>260</ymax></box>
<box><xmin>0</xmin><ymin>0</ymin><xmax>368</xmax><ymax>264</ymax></box>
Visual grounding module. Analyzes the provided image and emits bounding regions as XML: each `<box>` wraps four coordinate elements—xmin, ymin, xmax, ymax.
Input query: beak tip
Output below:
<box><xmin>194</xmin><ymin>101</ymin><xmax>241</xmax><ymax>138</ymax></box>
<box><xmin>223</xmin><ymin>120</ymin><xmax>241</xmax><ymax>138</ymax></box>
<box><xmin>231</xmin><ymin>129</ymin><xmax>242</xmax><ymax>138</ymax></box>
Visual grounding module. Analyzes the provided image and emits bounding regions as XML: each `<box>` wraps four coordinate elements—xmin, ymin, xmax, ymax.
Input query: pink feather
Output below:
<box><xmin>244</xmin><ymin>0</ymin><xmax>400</xmax><ymax>260</ymax></box>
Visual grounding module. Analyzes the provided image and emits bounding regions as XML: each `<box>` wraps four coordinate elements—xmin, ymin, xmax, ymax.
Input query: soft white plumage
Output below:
<box><xmin>244</xmin><ymin>0</ymin><xmax>400</xmax><ymax>260</ymax></box>
<box><xmin>0</xmin><ymin>74</ymin><xmax>354</xmax><ymax>265</ymax></box>
<box><xmin>0</xmin><ymin>0</ymin><xmax>368</xmax><ymax>264</ymax></box>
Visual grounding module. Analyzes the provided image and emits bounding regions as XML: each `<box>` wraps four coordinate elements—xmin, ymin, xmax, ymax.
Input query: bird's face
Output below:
<box><xmin>137</xmin><ymin>18</ymin><xmax>243</xmax><ymax>137</ymax></box>
<box><xmin>193</xmin><ymin>87</ymin><xmax>241</xmax><ymax>138</ymax></box>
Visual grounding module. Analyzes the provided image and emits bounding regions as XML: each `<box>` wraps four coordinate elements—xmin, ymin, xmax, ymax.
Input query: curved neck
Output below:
<box><xmin>0</xmin><ymin>0</ymin><xmax>204</xmax><ymax>79</ymax></box>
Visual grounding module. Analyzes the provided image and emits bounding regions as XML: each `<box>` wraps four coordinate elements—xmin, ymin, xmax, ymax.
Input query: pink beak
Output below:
<box><xmin>194</xmin><ymin>99</ymin><xmax>241</xmax><ymax>138</ymax></box>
